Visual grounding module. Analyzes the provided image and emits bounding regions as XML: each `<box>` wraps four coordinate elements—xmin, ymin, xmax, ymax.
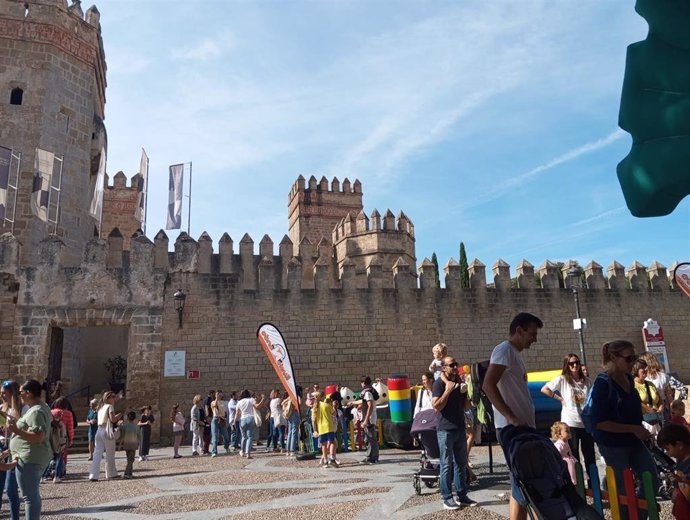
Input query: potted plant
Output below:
<box><xmin>104</xmin><ymin>355</ymin><xmax>127</xmax><ymax>393</ymax></box>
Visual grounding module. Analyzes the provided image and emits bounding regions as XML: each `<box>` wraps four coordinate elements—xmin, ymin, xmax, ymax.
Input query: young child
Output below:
<box><xmin>657</xmin><ymin>423</ymin><xmax>690</xmax><ymax>519</ymax></box>
<box><xmin>48</xmin><ymin>410</ymin><xmax>68</xmax><ymax>483</ymax></box>
<box><xmin>670</xmin><ymin>400</ymin><xmax>690</xmax><ymax>432</ymax></box>
<box><xmin>429</xmin><ymin>343</ymin><xmax>447</xmax><ymax>380</ymax></box>
<box><xmin>120</xmin><ymin>411</ymin><xmax>139</xmax><ymax>479</ymax></box>
<box><xmin>86</xmin><ymin>399</ymin><xmax>98</xmax><ymax>461</ymax></box>
<box><xmin>551</xmin><ymin>421</ymin><xmax>577</xmax><ymax>484</ymax></box>
<box><xmin>138</xmin><ymin>405</ymin><xmax>154</xmax><ymax>461</ymax></box>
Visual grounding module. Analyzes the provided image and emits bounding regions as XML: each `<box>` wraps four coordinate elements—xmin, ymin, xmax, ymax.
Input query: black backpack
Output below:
<box><xmin>362</xmin><ymin>386</ymin><xmax>379</xmax><ymax>401</ymax></box>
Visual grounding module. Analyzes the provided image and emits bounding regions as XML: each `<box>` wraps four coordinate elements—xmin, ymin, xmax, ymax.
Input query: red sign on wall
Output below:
<box><xmin>187</xmin><ymin>370</ymin><xmax>200</xmax><ymax>379</ymax></box>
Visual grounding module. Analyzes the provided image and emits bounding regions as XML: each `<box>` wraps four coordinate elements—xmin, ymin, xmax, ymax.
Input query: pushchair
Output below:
<box><xmin>646</xmin><ymin>438</ymin><xmax>675</xmax><ymax>500</ymax></box>
<box><xmin>500</xmin><ymin>425</ymin><xmax>604</xmax><ymax>520</ymax></box>
<box><xmin>411</xmin><ymin>409</ymin><xmax>440</xmax><ymax>494</ymax></box>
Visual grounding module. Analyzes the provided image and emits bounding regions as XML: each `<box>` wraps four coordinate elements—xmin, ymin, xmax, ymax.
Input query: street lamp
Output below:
<box><xmin>567</xmin><ymin>266</ymin><xmax>587</xmax><ymax>368</ymax></box>
<box><xmin>173</xmin><ymin>289</ymin><xmax>186</xmax><ymax>328</ymax></box>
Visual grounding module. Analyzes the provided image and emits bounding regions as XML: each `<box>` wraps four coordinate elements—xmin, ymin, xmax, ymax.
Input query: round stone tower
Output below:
<box><xmin>0</xmin><ymin>0</ymin><xmax>107</xmax><ymax>265</ymax></box>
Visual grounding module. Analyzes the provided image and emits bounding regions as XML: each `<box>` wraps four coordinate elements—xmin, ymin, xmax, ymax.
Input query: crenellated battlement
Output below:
<box><xmin>100</xmin><ymin>171</ymin><xmax>143</xmax><ymax>251</ymax></box>
<box><xmin>287</xmin><ymin>175</ymin><xmax>364</xmax><ymax>256</ymax></box>
<box><xmin>1</xmin><ymin>231</ymin><xmax>680</xmax><ymax>294</ymax></box>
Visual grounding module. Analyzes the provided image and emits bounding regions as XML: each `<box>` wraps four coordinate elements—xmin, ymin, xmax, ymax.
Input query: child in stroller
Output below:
<box><xmin>500</xmin><ymin>425</ymin><xmax>603</xmax><ymax>520</ymax></box>
<box><xmin>411</xmin><ymin>409</ymin><xmax>440</xmax><ymax>494</ymax></box>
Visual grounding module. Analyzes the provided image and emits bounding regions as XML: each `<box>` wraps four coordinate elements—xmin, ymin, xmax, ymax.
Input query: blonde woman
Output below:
<box><xmin>639</xmin><ymin>352</ymin><xmax>674</xmax><ymax>417</ymax></box>
<box><xmin>1</xmin><ymin>380</ymin><xmax>23</xmax><ymax>519</ymax></box>
<box><xmin>89</xmin><ymin>391</ymin><xmax>122</xmax><ymax>481</ymax></box>
<box><xmin>190</xmin><ymin>395</ymin><xmax>203</xmax><ymax>456</ymax></box>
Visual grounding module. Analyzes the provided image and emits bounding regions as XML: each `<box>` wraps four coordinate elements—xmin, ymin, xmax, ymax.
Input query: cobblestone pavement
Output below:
<box><xmin>33</xmin><ymin>445</ymin><xmax>675</xmax><ymax>520</ymax></box>
<box><xmin>36</xmin><ymin>445</ymin><xmax>516</xmax><ymax>519</ymax></box>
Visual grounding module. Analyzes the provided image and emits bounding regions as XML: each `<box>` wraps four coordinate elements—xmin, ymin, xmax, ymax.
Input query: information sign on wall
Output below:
<box><xmin>642</xmin><ymin>319</ymin><xmax>670</xmax><ymax>372</ymax></box>
<box><xmin>164</xmin><ymin>350</ymin><xmax>186</xmax><ymax>377</ymax></box>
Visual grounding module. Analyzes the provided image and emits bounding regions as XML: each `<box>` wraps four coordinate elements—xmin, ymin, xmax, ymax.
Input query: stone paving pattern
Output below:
<box><xmin>32</xmin><ymin>444</ymin><xmax>676</xmax><ymax>520</ymax></box>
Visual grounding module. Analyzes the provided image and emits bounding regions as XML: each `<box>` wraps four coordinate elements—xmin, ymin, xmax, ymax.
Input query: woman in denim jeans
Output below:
<box><xmin>234</xmin><ymin>390</ymin><xmax>264</xmax><ymax>458</ymax></box>
<box><xmin>588</xmin><ymin>340</ymin><xmax>658</xmax><ymax>520</ymax></box>
<box><xmin>0</xmin><ymin>380</ymin><xmax>23</xmax><ymax>520</ymax></box>
<box><xmin>7</xmin><ymin>379</ymin><xmax>52</xmax><ymax>520</ymax></box>
<box><xmin>283</xmin><ymin>386</ymin><xmax>302</xmax><ymax>457</ymax></box>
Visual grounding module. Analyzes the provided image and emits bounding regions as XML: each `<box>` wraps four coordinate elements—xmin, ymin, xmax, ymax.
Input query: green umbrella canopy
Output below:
<box><xmin>617</xmin><ymin>0</ymin><xmax>690</xmax><ymax>217</ymax></box>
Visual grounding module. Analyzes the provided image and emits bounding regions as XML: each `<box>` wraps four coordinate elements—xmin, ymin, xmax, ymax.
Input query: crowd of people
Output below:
<box><xmin>1</xmin><ymin>313</ymin><xmax>689</xmax><ymax>519</ymax></box>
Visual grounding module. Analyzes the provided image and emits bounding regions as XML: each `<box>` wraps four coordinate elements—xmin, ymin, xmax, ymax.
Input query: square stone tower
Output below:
<box><xmin>0</xmin><ymin>0</ymin><xmax>107</xmax><ymax>265</ymax></box>
<box><xmin>287</xmin><ymin>175</ymin><xmax>363</xmax><ymax>255</ymax></box>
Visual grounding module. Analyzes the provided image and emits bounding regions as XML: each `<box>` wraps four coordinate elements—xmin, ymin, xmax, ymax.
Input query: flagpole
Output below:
<box><xmin>143</xmin><ymin>152</ymin><xmax>149</xmax><ymax>234</ymax></box>
<box><xmin>187</xmin><ymin>161</ymin><xmax>192</xmax><ymax>235</ymax></box>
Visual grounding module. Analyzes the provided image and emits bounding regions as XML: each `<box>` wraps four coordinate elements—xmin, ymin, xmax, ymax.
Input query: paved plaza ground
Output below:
<box><xmin>36</xmin><ymin>445</ymin><xmax>516</xmax><ymax>519</ymax></box>
<box><xmin>31</xmin><ymin>444</ymin><xmax>674</xmax><ymax>519</ymax></box>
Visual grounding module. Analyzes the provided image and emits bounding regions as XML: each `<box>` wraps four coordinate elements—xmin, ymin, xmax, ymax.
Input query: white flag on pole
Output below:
<box><xmin>89</xmin><ymin>146</ymin><xmax>106</xmax><ymax>220</ymax></box>
<box><xmin>135</xmin><ymin>148</ymin><xmax>148</xmax><ymax>223</ymax></box>
<box><xmin>0</xmin><ymin>145</ymin><xmax>11</xmax><ymax>221</ymax></box>
<box><xmin>166</xmin><ymin>163</ymin><xmax>184</xmax><ymax>230</ymax></box>
<box><xmin>31</xmin><ymin>148</ymin><xmax>54</xmax><ymax>222</ymax></box>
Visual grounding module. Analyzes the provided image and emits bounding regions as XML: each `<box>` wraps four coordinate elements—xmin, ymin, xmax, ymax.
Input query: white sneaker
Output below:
<box><xmin>138</xmin><ymin>456</ymin><xmax>144</xmax><ymax>462</ymax></box>
<box><xmin>53</xmin><ymin>476</ymin><xmax>61</xmax><ymax>483</ymax></box>
<box><xmin>211</xmin><ymin>453</ymin><xmax>217</xmax><ymax>458</ymax></box>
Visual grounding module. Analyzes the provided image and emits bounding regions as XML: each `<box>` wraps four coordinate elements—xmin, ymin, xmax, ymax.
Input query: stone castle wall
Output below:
<box><xmin>0</xmin><ymin>0</ymin><xmax>106</xmax><ymax>265</ymax></box>
<box><xmin>1</xmin><ymin>231</ymin><xmax>688</xmax><ymax>441</ymax></box>
<box><xmin>100</xmin><ymin>171</ymin><xmax>142</xmax><ymax>250</ymax></box>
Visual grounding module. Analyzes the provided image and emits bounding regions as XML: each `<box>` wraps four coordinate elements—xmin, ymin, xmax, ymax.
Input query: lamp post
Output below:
<box><xmin>173</xmin><ymin>289</ymin><xmax>186</xmax><ymax>328</ymax></box>
<box><xmin>567</xmin><ymin>266</ymin><xmax>587</xmax><ymax>367</ymax></box>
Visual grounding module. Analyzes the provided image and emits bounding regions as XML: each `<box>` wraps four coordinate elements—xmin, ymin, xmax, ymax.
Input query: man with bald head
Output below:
<box><xmin>432</xmin><ymin>355</ymin><xmax>478</xmax><ymax>510</ymax></box>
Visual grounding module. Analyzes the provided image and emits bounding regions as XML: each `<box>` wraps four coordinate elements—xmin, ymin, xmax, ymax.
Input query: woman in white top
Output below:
<box><xmin>269</xmin><ymin>391</ymin><xmax>287</xmax><ymax>452</ymax></box>
<box><xmin>235</xmin><ymin>390</ymin><xmax>265</xmax><ymax>458</ymax></box>
<box><xmin>413</xmin><ymin>371</ymin><xmax>434</xmax><ymax>418</ymax></box>
<box><xmin>89</xmin><ymin>391</ymin><xmax>122</xmax><ymax>481</ymax></box>
<box><xmin>0</xmin><ymin>380</ymin><xmax>23</xmax><ymax>519</ymax></box>
<box><xmin>541</xmin><ymin>353</ymin><xmax>595</xmax><ymax>483</ymax></box>
<box><xmin>171</xmin><ymin>404</ymin><xmax>185</xmax><ymax>459</ymax></box>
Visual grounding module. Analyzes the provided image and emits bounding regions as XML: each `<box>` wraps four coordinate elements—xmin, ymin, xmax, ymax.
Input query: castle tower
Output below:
<box><xmin>101</xmin><ymin>171</ymin><xmax>143</xmax><ymax>250</ymax></box>
<box><xmin>0</xmin><ymin>0</ymin><xmax>107</xmax><ymax>265</ymax></box>
<box><xmin>287</xmin><ymin>175</ymin><xmax>363</xmax><ymax>256</ymax></box>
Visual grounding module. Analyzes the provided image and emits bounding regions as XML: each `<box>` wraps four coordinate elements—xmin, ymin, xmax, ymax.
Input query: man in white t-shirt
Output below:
<box><xmin>483</xmin><ymin>312</ymin><xmax>543</xmax><ymax>520</ymax></box>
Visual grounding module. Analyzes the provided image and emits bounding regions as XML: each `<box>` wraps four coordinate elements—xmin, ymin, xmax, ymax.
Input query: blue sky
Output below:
<box><xmin>99</xmin><ymin>1</ymin><xmax>689</xmax><ymax>280</ymax></box>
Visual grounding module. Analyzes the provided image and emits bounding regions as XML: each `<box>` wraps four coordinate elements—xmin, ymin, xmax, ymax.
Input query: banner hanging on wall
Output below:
<box><xmin>257</xmin><ymin>323</ymin><xmax>300</xmax><ymax>414</ymax></box>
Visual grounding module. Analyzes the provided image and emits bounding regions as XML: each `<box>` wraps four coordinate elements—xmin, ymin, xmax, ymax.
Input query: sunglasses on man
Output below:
<box><xmin>444</xmin><ymin>362</ymin><xmax>458</xmax><ymax>368</ymax></box>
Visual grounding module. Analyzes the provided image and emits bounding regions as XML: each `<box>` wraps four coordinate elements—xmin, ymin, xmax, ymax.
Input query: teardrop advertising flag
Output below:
<box><xmin>257</xmin><ymin>323</ymin><xmax>300</xmax><ymax>415</ymax></box>
<box><xmin>673</xmin><ymin>262</ymin><xmax>690</xmax><ymax>298</ymax></box>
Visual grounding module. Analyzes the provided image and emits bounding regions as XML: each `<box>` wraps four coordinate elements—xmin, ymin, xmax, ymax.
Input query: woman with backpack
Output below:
<box><xmin>541</xmin><ymin>353</ymin><xmax>595</xmax><ymax>485</ymax></box>
<box><xmin>50</xmin><ymin>397</ymin><xmax>74</xmax><ymax>479</ymax></box>
<box><xmin>585</xmin><ymin>340</ymin><xmax>658</xmax><ymax>520</ymax></box>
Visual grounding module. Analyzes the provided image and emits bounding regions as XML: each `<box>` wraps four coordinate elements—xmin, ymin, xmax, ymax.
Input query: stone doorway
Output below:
<box><xmin>60</xmin><ymin>325</ymin><xmax>130</xmax><ymax>402</ymax></box>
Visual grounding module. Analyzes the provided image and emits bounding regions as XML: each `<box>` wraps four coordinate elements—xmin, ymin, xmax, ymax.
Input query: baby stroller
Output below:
<box><xmin>500</xmin><ymin>425</ymin><xmax>604</xmax><ymax>520</ymax></box>
<box><xmin>411</xmin><ymin>409</ymin><xmax>440</xmax><ymax>494</ymax></box>
<box><xmin>646</xmin><ymin>438</ymin><xmax>675</xmax><ymax>500</ymax></box>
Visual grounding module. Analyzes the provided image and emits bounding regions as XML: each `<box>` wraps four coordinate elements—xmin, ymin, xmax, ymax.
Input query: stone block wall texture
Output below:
<box><xmin>101</xmin><ymin>172</ymin><xmax>142</xmax><ymax>250</ymax></box>
<box><xmin>288</xmin><ymin>176</ymin><xmax>363</xmax><ymax>255</ymax></box>
<box><xmin>0</xmin><ymin>0</ymin><xmax>106</xmax><ymax>265</ymax></box>
<box><xmin>1</xmin><ymin>232</ymin><xmax>689</xmax><ymax>441</ymax></box>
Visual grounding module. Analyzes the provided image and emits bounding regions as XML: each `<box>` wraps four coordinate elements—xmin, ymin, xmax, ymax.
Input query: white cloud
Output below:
<box><xmin>171</xmin><ymin>34</ymin><xmax>234</xmax><ymax>62</ymax></box>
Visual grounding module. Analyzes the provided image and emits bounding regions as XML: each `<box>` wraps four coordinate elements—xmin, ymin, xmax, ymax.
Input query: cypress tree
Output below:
<box><xmin>431</xmin><ymin>252</ymin><xmax>441</xmax><ymax>288</ymax></box>
<box><xmin>459</xmin><ymin>242</ymin><xmax>469</xmax><ymax>288</ymax></box>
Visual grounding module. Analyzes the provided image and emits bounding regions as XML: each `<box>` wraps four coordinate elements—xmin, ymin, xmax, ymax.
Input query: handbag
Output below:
<box><xmin>104</xmin><ymin>417</ymin><xmax>120</xmax><ymax>440</ymax></box>
<box><xmin>253</xmin><ymin>406</ymin><xmax>262</xmax><ymax>427</ymax></box>
<box><xmin>642</xmin><ymin>381</ymin><xmax>661</xmax><ymax>425</ymax></box>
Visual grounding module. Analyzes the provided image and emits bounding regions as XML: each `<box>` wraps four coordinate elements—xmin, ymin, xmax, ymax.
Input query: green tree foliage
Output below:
<box><xmin>431</xmin><ymin>252</ymin><xmax>441</xmax><ymax>288</ymax></box>
<box><xmin>459</xmin><ymin>242</ymin><xmax>469</xmax><ymax>288</ymax></box>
